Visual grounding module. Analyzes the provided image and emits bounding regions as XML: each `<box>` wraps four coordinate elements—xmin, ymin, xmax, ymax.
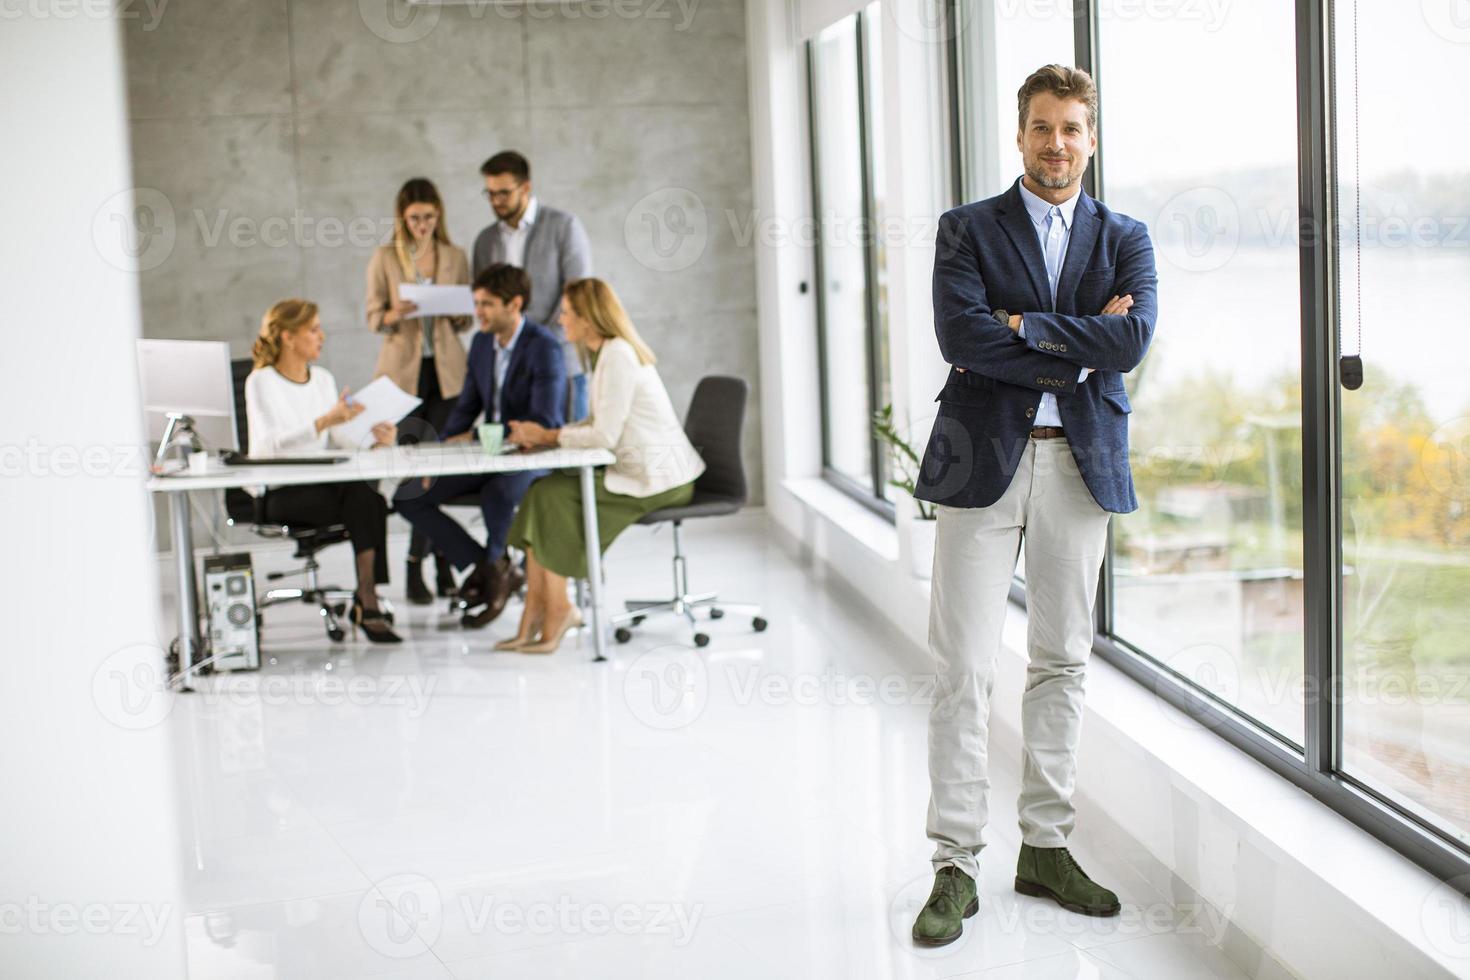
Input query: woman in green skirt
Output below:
<box><xmin>504</xmin><ymin>278</ymin><xmax>705</xmax><ymax>653</ymax></box>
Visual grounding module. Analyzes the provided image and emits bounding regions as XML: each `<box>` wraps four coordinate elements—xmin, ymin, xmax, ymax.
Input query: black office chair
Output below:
<box><xmin>611</xmin><ymin>376</ymin><xmax>767</xmax><ymax>648</ymax></box>
<box><xmin>224</xmin><ymin>358</ymin><xmax>359</xmax><ymax>642</ymax></box>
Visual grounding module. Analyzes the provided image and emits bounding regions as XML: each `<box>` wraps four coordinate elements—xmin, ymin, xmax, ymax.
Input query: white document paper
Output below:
<box><xmin>335</xmin><ymin>376</ymin><xmax>422</xmax><ymax>449</ymax></box>
<box><xmin>398</xmin><ymin>282</ymin><xmax>475</xmax><ymax>318</ymax></box>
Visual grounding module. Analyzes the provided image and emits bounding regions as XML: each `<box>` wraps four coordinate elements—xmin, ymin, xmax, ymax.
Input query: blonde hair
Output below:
<box><xmin>392</xmin><ymin>177</ymin><xmax>452</xmax><ymax>280</ymax></box>
<box><xmin>562</xmin><ymin>278</ymin><xmax>656</xmax><ymax>366</ymax></box>
<box><xmin>252</xmin><ymin>299</ymin><xmax>319</xmax><ymax>368</ymax></box>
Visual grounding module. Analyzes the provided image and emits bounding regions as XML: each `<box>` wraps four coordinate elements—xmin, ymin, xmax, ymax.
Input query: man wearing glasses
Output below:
<box><xmin>472</xmin><ymin>151</ymin><xmax>594</xmax><ymax>420</ymax></box>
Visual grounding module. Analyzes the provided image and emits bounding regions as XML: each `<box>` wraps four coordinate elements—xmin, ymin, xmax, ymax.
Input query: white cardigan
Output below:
<box><xmin>558</xmin><ymin>338</ymin><xmax>705</xmax><ymax>498</ymax></box>
<box><xmin>244</xmin><ymin>365</ymin><xmax>356</xmax><ymax>457</ymax></box>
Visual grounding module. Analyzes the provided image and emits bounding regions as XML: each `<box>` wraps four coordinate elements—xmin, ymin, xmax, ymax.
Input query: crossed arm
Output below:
<box><xmin>933</xmin><ymin>211</ymin><xmax>1082</xmax><ymax>394</ymax></box>
<box><xmin>1014</xmin><ymin>221</ymin><xmax>1158</xmax><ymax>374</ymax></box>
<box><xmin>934</xmin><ymin>212</ymin><xmax>1158</xmax><ymax>389</ymax></box>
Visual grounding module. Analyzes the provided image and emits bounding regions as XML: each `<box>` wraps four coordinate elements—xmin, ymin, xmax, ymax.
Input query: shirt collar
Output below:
<box><xmin>517</xmin><ymin>197</ymin><xmax>539</xmax><ymax>230</ymax></box>
<box><xmin>1018</xmin><ymin>179</ymin><xmax>1081</xmax><ymax>231</ymax></box>
<box><xmin>497</xmin><ymin>196</ymin><xmax>539</xmax><ymax>234</ymax></box>
<box><xmin>497</xmin><ymin>316</ymin><xmax>525</xmax><ymax>353</ymax></box>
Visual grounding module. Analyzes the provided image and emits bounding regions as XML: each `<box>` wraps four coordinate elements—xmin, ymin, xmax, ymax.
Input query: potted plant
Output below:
<box><xmin>872</xmin><ymin>404</ymin><xmax>937</xmax><ymax>579</ymax></box>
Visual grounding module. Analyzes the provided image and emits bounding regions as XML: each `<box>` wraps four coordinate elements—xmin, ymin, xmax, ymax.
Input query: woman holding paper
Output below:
<box><xmin>366</xmin><ymin>176</ymin><xmax>472</xmax><ymax>604</ymax></box>
<box><xmin>246</xmin><ymin>299</ymin><xmax>402</xmax><ymax>643</ymax></box>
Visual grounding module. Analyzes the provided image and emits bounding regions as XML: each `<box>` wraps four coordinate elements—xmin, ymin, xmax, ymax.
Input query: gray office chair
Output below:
<box><xmin>224</xmin><ymin>358</ymin><xmax>360</xmax><ymax>642</ymax></box>
<box><xmin>611</xmin><ymin>376</ymin><xmax>767</xmax><ymax>648</ymax></box>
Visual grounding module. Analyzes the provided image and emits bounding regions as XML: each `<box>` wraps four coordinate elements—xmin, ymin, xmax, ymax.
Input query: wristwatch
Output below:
<box><xmin>993</xmin><ymin>309</ymin><xmax>1009</xmax><ymax>328</ymax></box>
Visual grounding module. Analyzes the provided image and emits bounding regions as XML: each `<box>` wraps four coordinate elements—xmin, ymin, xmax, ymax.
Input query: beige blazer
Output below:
<box><xmin>558</xmin><ymin>338</ymin><xmax>706</xmax><ymax>498</ymax></box>
<box><xmin>366</xmin><ymin>241</ymin><xmax>472</xmax><ymax>398</ymax></box>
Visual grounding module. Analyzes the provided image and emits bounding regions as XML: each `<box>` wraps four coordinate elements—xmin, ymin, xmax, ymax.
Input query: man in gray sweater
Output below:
<box><xmin>472</xmin><ymin>151</ymin><xmax>594</xmax><ymax>420</ymax></box>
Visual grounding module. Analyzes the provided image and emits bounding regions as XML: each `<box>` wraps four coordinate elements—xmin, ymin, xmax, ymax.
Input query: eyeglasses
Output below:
<box><xmin>481</xmin><ymin>185</ymin><xmax>523</xmax><ymax>202</ymax></box>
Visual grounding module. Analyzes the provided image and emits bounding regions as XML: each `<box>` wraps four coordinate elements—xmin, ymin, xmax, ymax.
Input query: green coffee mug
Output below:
<box><xmin>477</xmin><ymin>422</ymin><xmax>504</xmax><ymax>454</ymax></box>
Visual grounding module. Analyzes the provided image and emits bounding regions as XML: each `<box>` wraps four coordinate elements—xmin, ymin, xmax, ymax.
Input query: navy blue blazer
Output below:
<box><xmin>443</xmin><ymin>319</ymin><xmax>566</xmax><ymax>438</ymax></box>
<box><xmin>914</xmin><ymin>179</ymin><xmax>1158</xmax><ymax>514</ymax></box>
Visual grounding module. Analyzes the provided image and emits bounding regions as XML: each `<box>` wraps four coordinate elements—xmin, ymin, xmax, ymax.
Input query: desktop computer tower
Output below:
<box><xmin>203</xmin><ymin>553</ymin><xmax>260</xmax><ymax>671</ymax></box>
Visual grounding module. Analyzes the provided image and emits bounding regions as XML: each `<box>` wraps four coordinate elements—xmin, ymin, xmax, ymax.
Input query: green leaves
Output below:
<box><xmin>872</xmin><ymin>404</ymin><xmax>936</xmax><ymax>521</ymax></box>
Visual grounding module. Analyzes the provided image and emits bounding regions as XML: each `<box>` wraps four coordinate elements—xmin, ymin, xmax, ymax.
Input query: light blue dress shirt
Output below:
<box><xmin>1016</xmin><ymin>181</ymin><xmax>1091</xmax><ymax>428</ymax></box>
<box><xmin>490</xmin><ymin>316</ymin><xmax>525</xmax><ymax>423</ymax></box>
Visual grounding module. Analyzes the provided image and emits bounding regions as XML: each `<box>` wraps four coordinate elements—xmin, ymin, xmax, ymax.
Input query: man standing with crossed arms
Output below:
<box><xmin>910</xmin><ymin>65</ymin><xmax>1158</xmax><ymax>947</ymax></box>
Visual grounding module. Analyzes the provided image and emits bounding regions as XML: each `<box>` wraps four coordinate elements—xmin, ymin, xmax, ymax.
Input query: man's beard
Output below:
<box><xmin>1025</xmin><ymin>156</ymin><xmax>1079</xmax><ymax>189</ymax></box>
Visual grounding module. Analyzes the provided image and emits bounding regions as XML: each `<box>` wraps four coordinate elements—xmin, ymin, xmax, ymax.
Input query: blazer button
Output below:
<box><xmin>1025</xmin><ymin>407</ymin><xmax>1035</xmax><ymax>418</ymax></box>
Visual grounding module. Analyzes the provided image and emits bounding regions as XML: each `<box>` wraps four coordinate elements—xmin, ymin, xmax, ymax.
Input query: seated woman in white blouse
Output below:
<box><xmin>244</xmin><ymin>299</ymin><xmax>401</xmax><ymax>643</ymax></box>
<box><xmin>503</xmin><ymin>278</ymin><xmax>705</xmax><ymax>654</ymax></box>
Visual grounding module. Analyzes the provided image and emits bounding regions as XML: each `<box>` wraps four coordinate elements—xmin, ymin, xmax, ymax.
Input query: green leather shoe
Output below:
<box><xmin>1014</xmin><ymin>844</ymin><xmax>1121</xmax><ymax>917</ymax></box>
<box><xmin>911</xmin><ymin>865</ymin><xmax>979</xmax><ymax>947</ymax></box>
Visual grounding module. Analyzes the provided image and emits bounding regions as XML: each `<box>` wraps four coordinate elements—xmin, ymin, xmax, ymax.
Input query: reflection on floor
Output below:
<box><xmin>165</xmin><ymin>511</ymin><xmax>1254</xmax><ymax>979</ymax></box>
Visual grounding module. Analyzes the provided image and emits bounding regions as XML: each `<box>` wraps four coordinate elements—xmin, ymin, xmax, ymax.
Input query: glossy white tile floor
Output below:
<box><xmin>163</xmin><ymin>511</ymin><xmax>1256</xmax><ymax>979</ymax></box>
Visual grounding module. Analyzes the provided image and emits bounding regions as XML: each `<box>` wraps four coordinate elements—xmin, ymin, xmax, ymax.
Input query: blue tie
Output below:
<box><xmin>1043</xmin><ymin>205</ymin><xmax>1064</xmax><ymax>306</ymax></box>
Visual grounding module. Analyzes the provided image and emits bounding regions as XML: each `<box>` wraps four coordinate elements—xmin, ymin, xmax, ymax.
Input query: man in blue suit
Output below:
<box><xmin>394</xmin><ymin>264</ymin><xmax>566</xmax><ymax>628</ymax></box>
<box><xmin>910</xmin><ymin>66</ymin><xmax>1158</xmax><ymax>947</ymax></box>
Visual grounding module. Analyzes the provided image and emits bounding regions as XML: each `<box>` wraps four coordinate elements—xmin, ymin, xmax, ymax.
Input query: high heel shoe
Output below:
<box><xmin>351</xmin><ymin>598</ymin><xmax>403</xmax><ymax>644</ymax></box>
<box><xmin>518</xmin><ymin>608</ymin><xmax>582</xmax><ymax>655</ymax></box>
<box><xmin>493</xmin><ymin>617</ymin><xmax>542</xmax><ymax>651</ymax></box>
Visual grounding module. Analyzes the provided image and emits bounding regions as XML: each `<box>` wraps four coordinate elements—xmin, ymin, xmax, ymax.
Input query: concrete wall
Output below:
<box><xmin>121</xmin><ymin>0</ymin><xmax>762</xmax><ymax>497</ymax></box>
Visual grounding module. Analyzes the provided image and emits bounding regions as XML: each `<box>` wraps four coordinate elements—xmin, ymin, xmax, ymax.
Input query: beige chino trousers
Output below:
<box><xmin>925</xmin><ymin>435</ymin><xmax>1112</xmax><ymax>878</ymax></box>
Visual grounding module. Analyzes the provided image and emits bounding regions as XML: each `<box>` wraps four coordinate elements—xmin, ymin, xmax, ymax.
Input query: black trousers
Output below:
<box><xmin>399</xmin><ymin>356</ymin><xmax>456</xmax><ymax>560</ymax></box>
<box><xmin>263</xmin><ymin>481</ymin><xmax>389</xmax><ymax>584</ymax></box>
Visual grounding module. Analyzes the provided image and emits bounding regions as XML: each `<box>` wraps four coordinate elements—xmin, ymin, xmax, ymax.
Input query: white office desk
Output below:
<box><xmin>147</xmin><ymin>444</ymin><xmax>617</xmax><ymax>679</ymax></box>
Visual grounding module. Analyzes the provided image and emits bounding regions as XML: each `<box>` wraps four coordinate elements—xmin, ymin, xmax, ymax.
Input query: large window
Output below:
<box><xmin>1098</xmin><ymin>1</ymin><xmax>1305</xmax><ymax>744</ymax></box>
<box><xmin>949</xmin><ymin>0</ymin><xmax>1470</xmax><ymax>888</ymax></box>
<box><xmin>1335</xmin><ymin>3</ymin><xmax>1470</xmax><ymax>847</ymax></box>
<box><xmin>809</xmin><ymin>4</ymin><xmax>892</xmax><ymax>510</ymax></box>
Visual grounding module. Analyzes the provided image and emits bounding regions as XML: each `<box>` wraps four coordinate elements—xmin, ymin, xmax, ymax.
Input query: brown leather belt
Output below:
<box><xmin>1030</xmin><ymin>426</ymin><xmax>1066</xmax><ymax>440</ymax></box>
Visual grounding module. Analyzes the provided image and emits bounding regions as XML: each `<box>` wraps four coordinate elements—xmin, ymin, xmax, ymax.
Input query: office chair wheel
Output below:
<box><xmin>709</xmin><ymin>608</ymin><xmax>725</xmax><ymax>620</ymax></box>
<box><xmin>614</xmin><ymin>628</ymin><xmax>633</xmax><ymax>644</ymax></box>
<box><xmin>327</xmin><ymin>626</ymin><xmax>346</xmax><ymax>643</ymax></box>
<box><xmin>752</xmin><ymin>617</ymin><xmax>768</xmax><ymax>633</ymax></box>
<box><xmin>694</xmin><ymin>633</ymin><xmax>710</xmax><ymax>648</ymax></box>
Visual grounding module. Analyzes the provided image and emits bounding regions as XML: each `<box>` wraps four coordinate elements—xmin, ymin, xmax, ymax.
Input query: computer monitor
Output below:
<box><xmin>136</xmin><ymin>339</ymin><xmax>239</xmax><ymax>453</ymax></box>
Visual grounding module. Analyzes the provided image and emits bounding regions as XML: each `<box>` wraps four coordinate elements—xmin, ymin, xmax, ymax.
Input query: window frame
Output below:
<box><xmin>806</xmin><ymin>11</ymin><xmax>896</xmax><ymax>521</ymax></box>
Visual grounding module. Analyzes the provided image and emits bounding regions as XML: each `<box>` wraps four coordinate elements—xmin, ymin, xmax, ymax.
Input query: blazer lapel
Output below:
<box><xmin>523</xmin><ymin>215</ymin><xmax>545</xmax><ymax>267</ymax></box>
<box><xmin>1055</xmin><ymin>192</ymin><xmax>1101</xmax><ymax>315</ymax></box>
<box><xmin>485</xmin><ymin>224</ymin><xmax>507</xmax><ymax>263</ymax></box>
<box><xmin>996</xmin><ymin>181</ymin><xmax>1053</xmax><ymax>311</ymax></box>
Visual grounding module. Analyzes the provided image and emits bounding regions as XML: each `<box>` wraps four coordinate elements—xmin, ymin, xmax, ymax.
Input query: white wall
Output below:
<box><xmin>0</xmin><ymin>11</ymin><xmax>187</xmax><ymax>977</ymax></box>
<box><xmin>745</xmin><ymin>0</ymin><xmax>951</xmax><ymax>649</ymax></box>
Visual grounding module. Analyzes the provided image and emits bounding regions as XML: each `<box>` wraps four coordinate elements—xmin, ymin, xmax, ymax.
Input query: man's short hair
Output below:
<box><xmin>472</xmin><ymin>263</ymin><xmax>532</xmax><ymax>309</ymax></box>
<box><xmin>479</xmin><ymin>150</ymin><xmax>531</xmax><ymax>182</ymax></box>
<box><xmin>1017</xmin><ymin>65</ymin><xmax>1098</xmax><ymax>134</ymax></box>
